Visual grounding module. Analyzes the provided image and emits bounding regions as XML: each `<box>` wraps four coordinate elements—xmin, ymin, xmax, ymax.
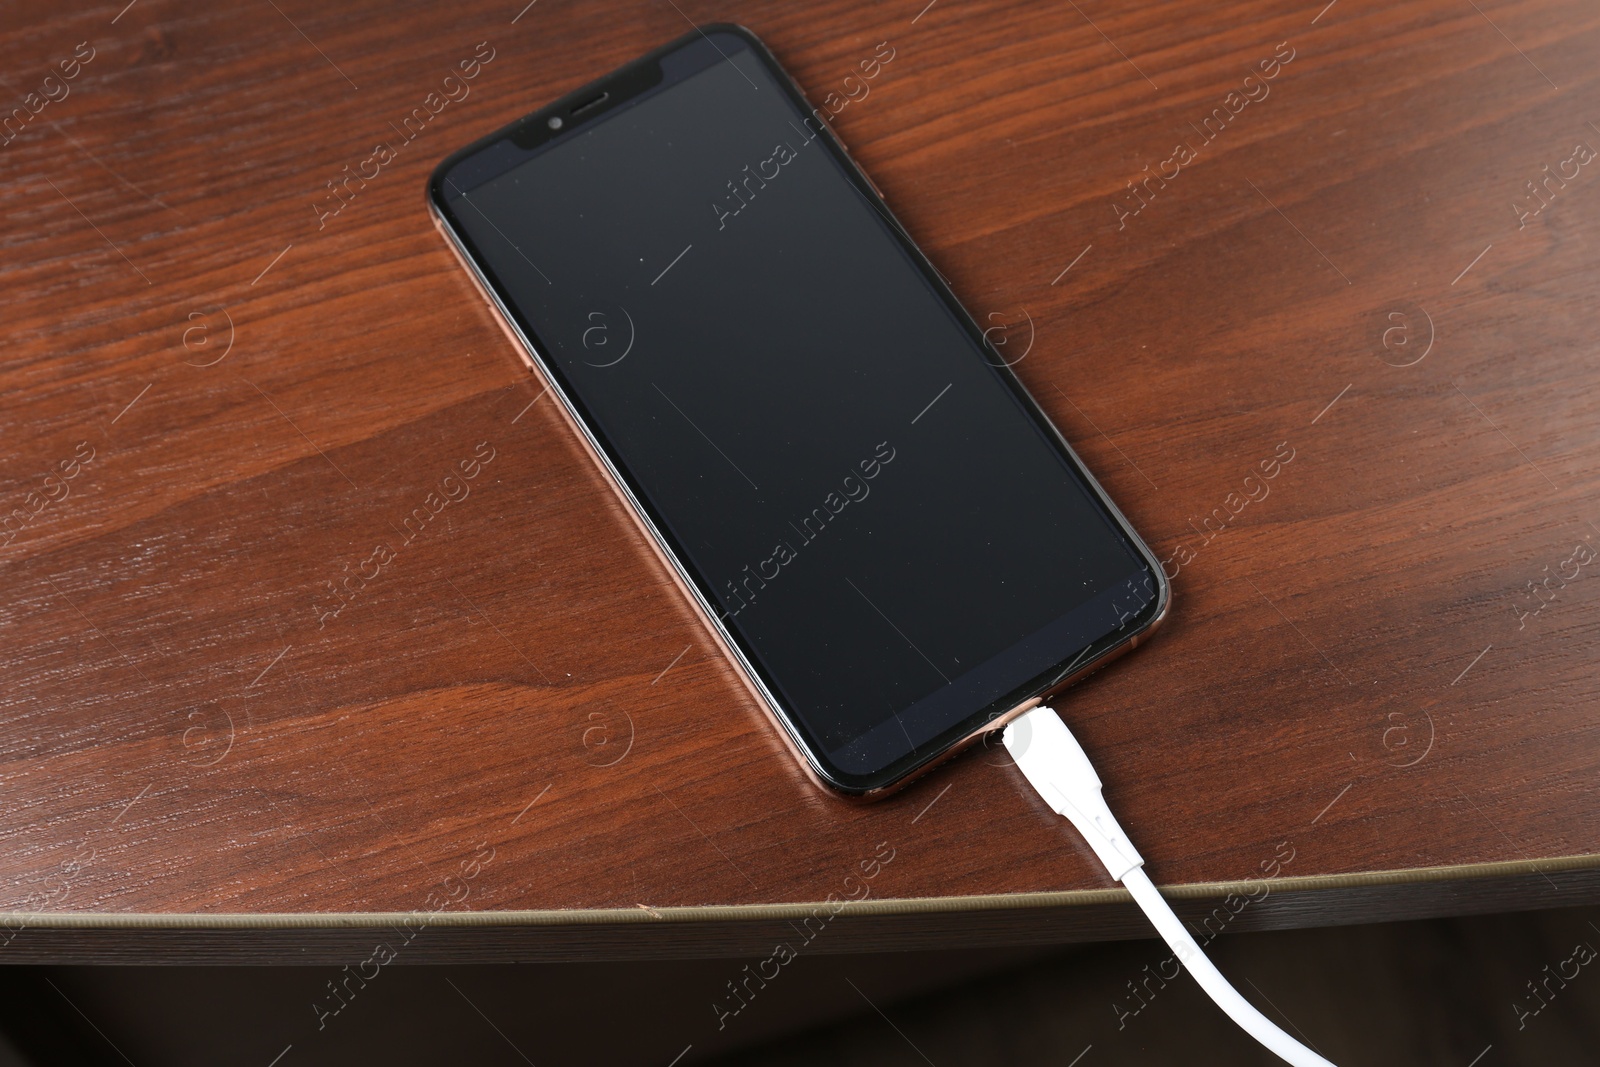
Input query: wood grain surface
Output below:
<box><xmin>1</xmin><ymin>0</ymin><xmax>1598</xmax><ymax>967</ymax></box>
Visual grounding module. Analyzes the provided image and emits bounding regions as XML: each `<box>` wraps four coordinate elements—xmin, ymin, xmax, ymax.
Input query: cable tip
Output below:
<box><xmin>1004</xmin><ymin>706</ymin><xmax>1143</xmax><ymax>881</ymax></box>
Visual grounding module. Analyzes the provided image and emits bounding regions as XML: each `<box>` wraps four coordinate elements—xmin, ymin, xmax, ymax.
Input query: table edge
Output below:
<box><xmin>11</xmin><ymin>852</ymin><xmax>1597</xmax><ymax>930</ymax></box>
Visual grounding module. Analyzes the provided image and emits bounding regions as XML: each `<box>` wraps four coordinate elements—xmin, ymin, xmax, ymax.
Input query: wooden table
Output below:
<box><xmin>1</xmin><ymin>0</ymin><xmax>1596</xmax><ymax>972</ymax></box>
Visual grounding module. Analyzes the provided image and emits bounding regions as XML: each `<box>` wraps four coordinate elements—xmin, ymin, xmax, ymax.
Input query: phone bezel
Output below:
<box><xmin>426</xmin><ymin>24</ymin><xmax>1170</xmax><ymax>797</ymax></box>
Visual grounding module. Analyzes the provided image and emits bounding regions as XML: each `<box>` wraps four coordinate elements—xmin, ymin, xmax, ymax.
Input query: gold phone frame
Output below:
<box><xmin>425</xmin><ymin>26</ymin><xmax>1170</xmax><ymax>799</ymax></box>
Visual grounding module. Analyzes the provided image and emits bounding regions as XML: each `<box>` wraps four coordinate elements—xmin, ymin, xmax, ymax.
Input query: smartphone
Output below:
<box><xmin>428</xmin><ymin>25</ymin><xmax>1168</xmax><ymax>797</ymax></box>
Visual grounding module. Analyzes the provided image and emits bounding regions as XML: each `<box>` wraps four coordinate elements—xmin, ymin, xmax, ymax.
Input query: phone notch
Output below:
<box><xmin>510</xmin><ymin>59</ymin><xmax>662</xmax><ymax>150</ymax></box>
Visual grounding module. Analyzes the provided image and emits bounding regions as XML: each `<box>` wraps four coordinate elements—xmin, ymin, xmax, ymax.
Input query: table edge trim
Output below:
<box><xmin>8</xmin><ymin>851</ymin><xmax>1598</xmax><ymax>929</ymax></box>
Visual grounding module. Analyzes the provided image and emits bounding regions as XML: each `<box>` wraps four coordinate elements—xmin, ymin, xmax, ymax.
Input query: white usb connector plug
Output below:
<box><xmin>1004</xmin><ymin>705</ymin><xmax>1337</xmax><ymax>1067</ymax></box>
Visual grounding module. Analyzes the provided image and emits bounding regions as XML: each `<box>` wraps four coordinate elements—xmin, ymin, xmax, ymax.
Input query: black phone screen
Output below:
<box><xmin>432</xmin><ymin>28</ymin><xmax>1163</xmax><ymax>792</ymax></box>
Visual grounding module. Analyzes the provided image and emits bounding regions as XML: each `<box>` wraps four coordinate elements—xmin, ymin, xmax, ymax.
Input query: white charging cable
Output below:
<box><xmin>1003</xmin><ymin>705</ymin><xmax>1336</xmax><ymax>1067</ymax></box>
